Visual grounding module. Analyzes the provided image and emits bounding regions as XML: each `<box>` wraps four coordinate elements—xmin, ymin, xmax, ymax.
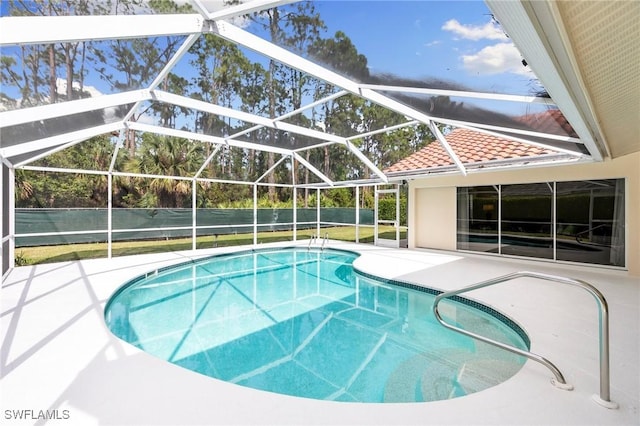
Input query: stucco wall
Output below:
<box><xmin>412</xmin><ymin>186</ymin><xmax>456</xmax><ymax>250</ymax></box>
<box><xmin>408</xmin><ymin>151</ymin><xmax>640</xmax><ymax>276</ymax></box>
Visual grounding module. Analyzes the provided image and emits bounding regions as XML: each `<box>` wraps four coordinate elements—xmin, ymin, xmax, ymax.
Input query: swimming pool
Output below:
<box><xmin>105</xmin><ymin>247</ymin><xmax>528</xmax><ymax>403</ymax></box>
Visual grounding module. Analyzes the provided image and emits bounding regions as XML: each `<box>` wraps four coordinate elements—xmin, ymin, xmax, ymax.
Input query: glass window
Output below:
<box><xmin>501</xmin><ymin>183</ymin><xmax>553</xmax><ymax>259</ymax></box>
<box><xmin>556</xmin><ymin>179</ymin><xmax>625</xmax><ymax>267</ymax></box>
<box><xmin>456</xmin><ymin>180</ymin><xmax>625</xmax><ymax>267</ymax></box>
<box><xmin>457</xmin><ymin>186</ymin><xmax>499</xmax><ymax>253</ymax></box>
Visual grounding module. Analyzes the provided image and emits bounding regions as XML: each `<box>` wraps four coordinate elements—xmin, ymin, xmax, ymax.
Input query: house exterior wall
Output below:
<box><xmin>407</xmin><ymin>151</ymin><xmax>640</xmax><ymax>276</ymax></box>
<box><xmin>412</xmin><ymin>186</ymin><xmax>456</xmax><ymax>250</ymax></box>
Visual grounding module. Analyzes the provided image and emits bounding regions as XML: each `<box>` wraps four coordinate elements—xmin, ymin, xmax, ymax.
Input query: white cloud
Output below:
<box><xmin>442</xmin><ymin>19</ymin><xmax>508</xmax><ymax>41</ymax></box>
<box><xmin>461</xmin><ymin>42</ymin><xmax>533</xmax><ymax>76</ymax></box>
<box><xmin>425</xmin><ymin>40</ymin><xmax>441</xmax><ymax>47</ymax></box>
<box><xmin>56</xmin><ymin>78</ymin><xmax>103</xmax><ymax>98</ymax></box>
<box><xmin>228</xmin><ymin>14</ymin><xmax>251</xmax><ymax>28</ymax></box>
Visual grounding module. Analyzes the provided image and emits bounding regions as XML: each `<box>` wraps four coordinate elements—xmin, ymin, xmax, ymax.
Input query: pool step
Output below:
<box><xmin>383</xmin><ymin>353</ymin><xmax>430</xmax><ymax>402</ymax></box>
<box><xmin>384</xmin><ymin>349</ymin><xmax>522</xmax><ymax>402</ymax></box>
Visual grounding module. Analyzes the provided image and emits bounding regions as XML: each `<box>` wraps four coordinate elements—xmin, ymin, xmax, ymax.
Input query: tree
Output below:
<box><xmin>88</xmin><ymin>1</ymin><xmax>187</xmax><ymax>156</ymax></box>
<box><xmin>238</xmin><ymin>62</ymin><xmax>268</xmax><ymax>183</ymax></box>
<box><xmin>277</xmin><ymin>3</ymin><xmax>325</xmax><ymax>206</ymax></box>
<box><xmin>126</xmin><ymin>134</ymin><xmax>205</xmax><ymax>208</ymax></box>
<box><xmin>250</xmin><ymin>1</ymin><xmax>325</xmax><ymax>203</ymax></box>
<box><xmin>308</xmin><ymin>31</ymin><xmax>370</xmax><ymax>182</ymax></box>
<box><xmin>189</xmin><ymin>33</ymin><xmax>254</xmax><ymax>187</ymax></box>
<box><xmin>0</xmin><ymin>0</ymin><xmax>115</xmax><ymax>109</ymax></box>
<box><xmin>14</xmin><ymin>169</ymin><xmax>34</xmax><ymax>203</ymax></box>
<box><xmin>16</xmin><ymin>135</ymin><xmax>116</xmax><ymax>208</ymax></box>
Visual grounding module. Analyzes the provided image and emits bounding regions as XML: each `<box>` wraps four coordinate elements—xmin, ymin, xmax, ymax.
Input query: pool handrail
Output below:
<box><xmin>321</xmin><ymin>232</ymin><xmax>328</xmax><ymax>250</ymax></box>
<box><xmin>432</xmin><ymin>270</ymin><xmax>618</xmax><ymax>409</ymax></box>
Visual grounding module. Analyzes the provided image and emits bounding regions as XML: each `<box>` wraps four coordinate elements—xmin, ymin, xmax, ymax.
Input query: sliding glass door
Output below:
<box><xmin>556</xmin><ymin>180</ymin><xmax>625</xmax><ymax>266</ymax></box>
<box><xmin>456</xmin><ymin>186</ymin><xmax>499</xmax><ymax>253</ymax></box>
<box><xmin>501</xmin><ymin>183</ymin><xmax>553</xmax><ymax>259</ymax></box>
<box><xmin>456</xmin><ymin>179</ymin><xmax>625</xmax><ymax>267</ymax></box>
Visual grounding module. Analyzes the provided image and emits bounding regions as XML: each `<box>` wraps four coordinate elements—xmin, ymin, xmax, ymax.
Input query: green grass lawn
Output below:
<box><xmin>15</xmin><ymin>226</ymin><xmax>407</xmax><ymax>265</ymax></box>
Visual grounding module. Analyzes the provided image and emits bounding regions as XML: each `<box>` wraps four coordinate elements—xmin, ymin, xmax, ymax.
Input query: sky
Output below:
<box><xmin>307</xmin><ymin>0</ymin><xmax>541</xmax><ymax>96</ymax></box>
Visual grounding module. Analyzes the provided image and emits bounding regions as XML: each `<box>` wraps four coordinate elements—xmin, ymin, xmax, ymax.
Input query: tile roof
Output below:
<box><xmin>517</xmin><ymin>109</ymin><xmax>577</xmax><ymax>137</ymax></box>
<box><xmin>384</xmin><ymin>128</ymin><xmax>559</xmax><ymax>174</ymax></box>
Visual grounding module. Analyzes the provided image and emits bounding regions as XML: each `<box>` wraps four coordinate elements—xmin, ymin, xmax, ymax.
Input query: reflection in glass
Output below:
<box><xmin>501</xmin><ymin>183</ymin><xmax>553</xmax><ymax>259</ymax></box>
<box><xmin>457</xmin><ymin>186</ymin><xmax>499</xmax><ymax>253</ymax></box>
<box><xmin>456</xmin><ymin>180</ymin><xmax>626</xmax><ymax>267</ymax></box>
<box><xmin>556</xmin><ymin>179</ymin><xmax>625</xmax><ymax>266</ymax></box>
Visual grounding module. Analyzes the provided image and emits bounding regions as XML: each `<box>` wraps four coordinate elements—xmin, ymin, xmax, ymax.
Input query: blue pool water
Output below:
<box><xmin>105</xmin><ymin>247</ymin><xmax>528</xmax><ymax>403</ymax></box>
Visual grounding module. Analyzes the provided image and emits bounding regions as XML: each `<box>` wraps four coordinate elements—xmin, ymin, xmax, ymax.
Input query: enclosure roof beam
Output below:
<box><xmin>1</xmin><ymin>122</ymin><xmax>124</xmax><ymax>160</ymax></box>
<box><xmin>207</xmin><ymin>0</ymin><xmax>299</xmax><ymax>21</ymax></box>
<box><xmin>108</xmin><ymin>130</ymin><xmax>127</xmax><ymax>173</ymax></box>
<box><xmin>148</xmin><ymin>34</ymin><xmax>201</xmax><ymax>92</ymax></box>
<box><xmin>151</xmin><ymin>90</ymin><xmax>347</xmax><ymax>144</ymax></box>
<box><xmin>212</xmin><ymin>21</ymin><xmax>462</xmax><ymax>175</ymax></box>
<box><xmin>189</xmin><ymin>0</ymin><xmax>212</xmax><ymax>18</ymax></box>
<box><xmin>292</xmin><ymin>139</ymin><xmax>336</xmax><ymax>153</ymax></box>
<box><xmin>435</xmin><ymin>119</ymin><xmax>588</xmax><ymax>158</ymax></box>
<box><xmin>360</xmin><ymin>88</ymin><xmax>465</xmax><ymax>170</ymax></box>
<box><xmin>195</xmin><ymin>145</ymin><xmax>223</xmax><ymax>179</ymax></box>
<box><xmin>256</xmin><ymin>155</ymin><xmax>287</xmax><ymax>183</ymax></box>
<box><xmin>0</xmin><ymin>14</ymin><xmax>205</xmax><ymax>46</ymax></box>
<box><xmin>0</xmin><ymin>90</ymin><xmax>149</xmax><ymax>128</ymax></box>
<box><xmin>359</xmin><ymin>84</ymin><xmax>557</xmax><ymax>106</ymax></box>
<box><xmin>214</xmin><ymin>21</ymin><xmax>361</xmax><ymax>92</ymax></box>
<box><xmin>116</xmin><ymin>34</ymin><xmax>203</xmax><ymax>129</ymax></box>
<box><xmin>344</xmin><ymin>140</ymin><xmax>388</xmax><ymax>183</ymax></box>
<box><xmin>227</xmin><ymin>125</ymin><xmax>263</xmax><ymax>140</ymax></box>
<box><xmin>486</xmin><ymin>0</ymin><xmax>605</xmax><ymax>161</ymax></box>
<box><xmin>128</xmin><ymin>122</ymin><xmax>293</xmax><ymax>156</ymax></box>
<box><xmin>273</xmin><ymin>90</ymin><xmax>349</xmax><ymax>122</ymax></box>
<box><xmin>428</xmin><ymin>121</ymin><xmax>467</xmax><ymax>176</ymax></box>
<box><xmin>198</xmin><ymin>177</ymin><xmax>290</xmax><ymax>187</ymax></box>
<box><xmin>18</xmin><ymin>165</ymin><xmax>108</xmax><ymax>176</ymax></box>
<box><xmin>14</xmin><ymin>138</ymin><xmax>86</xmax><ymax>168</ymax></box>
<box><xmin>432</xmin><ymin>116</ymin><xmax>583</xmax><ymax>144</ymax></box>
<box><xmin>292</xmin><ymin>152</ymin><xmax>334</xmax><ymax>187</ymax></box>
<box><xmin>345</xmin><ymin>121</ymin><xmax>420</xmax><ymax>142</ymax></box>
<box><xmin>1</xmin><ymin>155</ymin><xmax>13</xmax><ymax>169</ymax></box>
<box><xmin>226</xmin><ymin>90</ymin><xmax>349</xmax><ymax>141</ymax></box>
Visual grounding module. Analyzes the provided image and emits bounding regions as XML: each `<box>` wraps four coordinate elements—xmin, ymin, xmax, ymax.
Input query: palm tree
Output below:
<box><xmin>127</xmin><ymin>134</ymin><xmax>206</xmax><ymax>208</ymax></box>
<box><xmin>14</xmin><ymin>169</ymin><xmax>34</xmax><ymax>203</ymax></box>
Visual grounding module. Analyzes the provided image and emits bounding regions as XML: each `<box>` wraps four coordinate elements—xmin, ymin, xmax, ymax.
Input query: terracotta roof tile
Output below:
<box><xmin>517</xmin><ymin>109</ymin><xmax>577</xmax><ymax>137</ymax></box>
<box><xmin>384</xmin><ymin>128</ymin><xmax>559</xmax><ymax>173</ymax></box>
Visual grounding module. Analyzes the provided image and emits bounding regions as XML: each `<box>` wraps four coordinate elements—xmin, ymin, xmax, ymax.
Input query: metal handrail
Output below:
<box><xmin>307</xmin><ymin>234</ymin><xmax>316</xmax><ymax>250</ymax></box>
<box><xmin>321</xmin><ymin>232</ymin><xmax>328</xmax><ymax>250</ymax></box>
<box><xmin>432</xmin><ymin>271</ymin><xmax>618</xmax><ymax>409</ymax></box>
<box><xmin>575</xmin><ymin>224</ymin><xmax>612</xmax><ymax>247</ymax></box>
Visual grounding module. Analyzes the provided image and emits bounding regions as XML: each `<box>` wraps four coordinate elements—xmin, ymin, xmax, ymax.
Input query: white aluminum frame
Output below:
<box><xmin>485</xmin><ymin>0</ymin><xmax>606</xmax><ymax>161</ymax></box>
<box><xmin>0</xmin><ymin>14</ymin><xmax>206</xmax><ymax>46</ymax></box>
<box><xmin>0</xmin><ymin>0</ymin><xmax>609</xmax><ymax>275</ymax></box>
<box><xmin>374</xmin><ymin>185</ymin><xmax>400</xmax><ymax>248</ymax></box>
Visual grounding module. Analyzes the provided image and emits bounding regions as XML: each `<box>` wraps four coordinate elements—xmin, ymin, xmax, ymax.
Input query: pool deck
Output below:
<box><xmin>1</xmin><ymin>241</ymin><xmax>638</xmax><ymax>425</ymax></box>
